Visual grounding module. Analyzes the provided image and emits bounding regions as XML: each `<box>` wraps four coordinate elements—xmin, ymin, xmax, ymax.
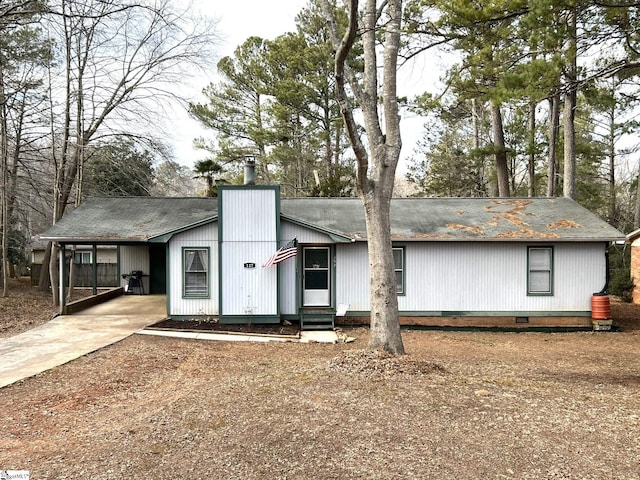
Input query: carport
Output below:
<box><xmin>38</xmin><ymin>197</ymin><xmax>219</xmax><ymax>315</ymax></box>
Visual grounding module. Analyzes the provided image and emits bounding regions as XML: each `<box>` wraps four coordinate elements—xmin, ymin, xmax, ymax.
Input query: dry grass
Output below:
<box><xmin>1</xmin><ymin>282</ymin><xmax>640</xmax><ymax>479</ymax></box>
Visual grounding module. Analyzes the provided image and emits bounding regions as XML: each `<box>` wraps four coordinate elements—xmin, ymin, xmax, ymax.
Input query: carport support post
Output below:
<box><xmin>59</xmin><ymin>243</ymin><xmax>66</xmax><ymax>311</ymax></box>
<box><xmin>92</xmin><ymin>244</ymin><xmax>98</xmax><ymax>296</ymax></box>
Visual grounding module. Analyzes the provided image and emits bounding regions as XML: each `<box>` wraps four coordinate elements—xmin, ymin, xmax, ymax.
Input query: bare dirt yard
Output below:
<box><xmin>1</xmin><ymin>279</ymin><xmax>640</xmax><ymax>479</ymax></box>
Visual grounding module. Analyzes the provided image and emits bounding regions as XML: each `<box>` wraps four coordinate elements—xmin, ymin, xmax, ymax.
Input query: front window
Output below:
<box><xmin>183</xmin><ymin>248</ymin><xmax>209</xmax><ymax>297</ymax></box>
<box><xmin>393</xmin><ymin>247</ymin><xmax>405</xmax><ymax>295</ymax></box>
<box><xmin>528</xmin><ymin>246</ymin><xmax>553</xmax><ymax>295</ymax></box>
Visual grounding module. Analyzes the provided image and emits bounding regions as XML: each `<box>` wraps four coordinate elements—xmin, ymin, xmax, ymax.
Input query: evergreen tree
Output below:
<box><xmin>189</xmin><ymin>37</ymin><xmax>273</xmax><ymax>181</ymax></box>
<box><xmin>82</xmin><ymin>137</ymin><xmax>155</xmax><ymax>198</ymax></box>
<box><xmin>189</xmin><ymin>1</ymin><xmax>356</xmax><ymax>197</ymax></box>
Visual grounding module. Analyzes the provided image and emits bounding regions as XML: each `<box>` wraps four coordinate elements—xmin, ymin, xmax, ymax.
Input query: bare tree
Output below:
<box><xmin>322</xmin><ymin>0</ymin><xmax>405</xmax><ymax>354</ymax></box>
<box><xmin>39</xmin><ymin>0</ymin><xmax>218</xmax><ymax>304</ymax></box>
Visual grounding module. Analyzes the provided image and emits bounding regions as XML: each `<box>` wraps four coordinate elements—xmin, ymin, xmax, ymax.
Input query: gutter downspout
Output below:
<box><xmin>598</xmin><ymin>241</ymin><xmax>610</xmax><ymax>295</ymax></box>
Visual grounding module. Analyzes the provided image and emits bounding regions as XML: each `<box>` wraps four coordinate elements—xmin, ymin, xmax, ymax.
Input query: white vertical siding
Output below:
<box><xmin>120</xmin><ymin>245</ymin><xmax>150</xmax><ymax>293</ymax></box>
<box><xmin>405</xmin><ymin>242</ymin><xmax>605</xmax><ymax>312</ymax></box>
<box><xmin>281</xmin><ymin>222</ymin><xmax>334</xmax><ymax>244</ymax></box>
<box><xmin>336</xmin><ymin>241</ymin><xmax>606</xmax><ymax>313</ymax></box>
<box><xmin>168</xmin><ymin>223</ymin><xmax>218</xmax><ymax>316</ymax></box>
<box><xmin>220</xmin><ymin>188</ymin><xmax>278</xmax><ymax>316</ymax></box>
<box><xmin>336</xmin><ymin>242</ymin><xmax>370</xmax><ymax>311</ymax></box>
<box><xmin>553</xmin><ymin>243</ymin><xmax>606</xmax><ymax>310</ymax></box>
<box><xmin>221</xmin><ymin>242</ymin><xmax>278</xmax><ymax>315</ymax></box>
<box><xmin>279</xmin><ymin>259</ymin><xmax>298</xmax><ymax>315</ymax></box>
<box><xmin>222</xmin><ymin>189</ymin><xmax>277</xmax><ymax>241</ymax></box>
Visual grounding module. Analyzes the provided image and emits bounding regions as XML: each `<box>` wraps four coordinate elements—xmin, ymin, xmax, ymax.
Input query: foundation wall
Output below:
<box><xmin>339</xmin><ymin>315</ymin><xmax>592</xmax><ymax>329</ymax></box>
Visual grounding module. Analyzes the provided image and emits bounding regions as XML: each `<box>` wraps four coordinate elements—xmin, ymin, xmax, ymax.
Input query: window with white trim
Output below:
<box><xmin>527</xmin><ymin>246</ymin><xmax>553</xmax><ymax>295</ymax></box>
<box><xmin>393</xmin><ymin>247</ymin><xmax>405</xmax><ymax>295</ymax></box>
<box><xmin>74</xmin><ymin>251</ymin><xmax>92</xmax><ymax>264</ymax></box>
<box><xmin>183</xmin><ymin>248</ymin><xmax>209</xmax><ymax>297</ymax></box>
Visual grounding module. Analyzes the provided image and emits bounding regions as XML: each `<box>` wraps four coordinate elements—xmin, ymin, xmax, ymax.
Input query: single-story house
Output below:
<box><xmin>38</xmin><ymin>184</ymin><xmax>625</xmax><ymax>329</ymax></box>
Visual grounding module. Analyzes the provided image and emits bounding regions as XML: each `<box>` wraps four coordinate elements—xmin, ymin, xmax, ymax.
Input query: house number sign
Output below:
<box><xmin>244</xmin><ymin>262</ymin><xmax>256</xmax><ymax>269</ymax></box>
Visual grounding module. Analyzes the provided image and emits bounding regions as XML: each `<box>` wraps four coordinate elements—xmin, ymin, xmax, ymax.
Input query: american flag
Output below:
<box><xmin>263</xmin><ymin>239</ymin><xmax>298</xmax><ymax>267</ymax></box>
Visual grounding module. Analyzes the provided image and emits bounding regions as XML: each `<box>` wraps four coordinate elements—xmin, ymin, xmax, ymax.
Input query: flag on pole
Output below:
<box><xmin>263</xmin><ymin>238</ymin><xmax>297</xmax><ymax>267</ymax></box>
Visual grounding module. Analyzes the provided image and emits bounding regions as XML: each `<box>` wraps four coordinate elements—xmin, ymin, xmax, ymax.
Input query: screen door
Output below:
<box><xmin>303</xmin><ymin>247</ymin><xmax>330</xmax><ymax>306</ymax></box>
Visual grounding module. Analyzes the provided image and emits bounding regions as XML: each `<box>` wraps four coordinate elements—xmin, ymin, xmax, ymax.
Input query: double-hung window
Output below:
<box><xmin>184</xmin><ymin>248</ymin><xmax>209</xmax><ymax>297</ymax></box>
<box><xmin>393</xmin><ymin>246</ymin><xmax>405</xmax><ymax>295</ymax></box>
<box><xmin>527</xmin><ymin>246</ymin><xmax>553</xmax><ymax>295</ymax></box>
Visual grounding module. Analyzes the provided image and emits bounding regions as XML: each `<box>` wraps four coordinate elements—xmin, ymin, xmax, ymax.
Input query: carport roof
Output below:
<box><xmin>38</xmin><ymin>195</ymin><xmax>625</xmax><ymax>243</ymax></box>
<box><xmin>40</xmin><ymin>197</ymin><xmax>218</xmax><ymax>243</ymax></box>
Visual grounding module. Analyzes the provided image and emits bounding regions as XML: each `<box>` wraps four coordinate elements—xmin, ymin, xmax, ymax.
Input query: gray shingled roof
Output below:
<box><xmin>39</xmin><ymin>195</ymin><xmax>624</xmax><ymax>243</ymax></box>
<box><xmin>281</xmin><ymin>197</ymin><xmax>625</xmax><ymax>241</ymax></box>
<box><xmin>40</xmin><ymin>197</ymin><xmax>218</xmax><ymax>243</ymax></box>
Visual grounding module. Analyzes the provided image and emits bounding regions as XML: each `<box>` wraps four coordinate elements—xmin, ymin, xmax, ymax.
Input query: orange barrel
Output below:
<box><xmin>591</xmin><ymin>294</ymin><xmax>611</xmax><ymax>320</ymax></box>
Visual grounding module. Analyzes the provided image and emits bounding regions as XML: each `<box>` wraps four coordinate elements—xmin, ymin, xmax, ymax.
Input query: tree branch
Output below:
<box><xmin>321</xmin><ymin>0</ymin><xmax>369</xmax><ymax>192</ymax></box>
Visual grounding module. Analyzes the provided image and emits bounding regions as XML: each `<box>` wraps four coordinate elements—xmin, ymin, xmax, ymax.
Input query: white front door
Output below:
<box><xmin>303</xmin><ymin>247</ymin><xmax>330</xmax><ymax>307</ymax></box>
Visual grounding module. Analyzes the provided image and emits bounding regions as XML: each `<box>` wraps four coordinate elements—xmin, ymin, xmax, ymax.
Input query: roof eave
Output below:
<box><xmin>626</xmin><ymin>228</ymin><xmax>640</xmax><ymax>243</ymax></box>
<box><xmin>389</xmin><ymin>236</ymin><xmax>626</xmax><ymax>242</ymax></box>
<box><xmin>148</xmin><ymin>216</ymin><xmax>218</xmax><ymax>243</ymax></box>
<box><xmin>281</xmin><ymin>214</ymin><xmax>354</xmax><ymax>243</ymax></box>
<box><xmin>38</xmin><ymin>236</ymin><xmax>150</xmax><ymax>244</ymax></box>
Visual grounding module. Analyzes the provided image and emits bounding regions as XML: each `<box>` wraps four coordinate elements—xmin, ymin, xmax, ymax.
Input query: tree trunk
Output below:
<box><xmin>490</xmin><ymin>101</ymin><xmax>510</xmax><ymax>197</ymax></box>
<box><xmin>1</xmin><ymin>159</ymin><xmax>7</xmax><ymax>299</ymax></box>
<box><xmin>528</xmin><ymin>101</ymin><xmax>536</xmax><ymax>197</ymax></box>
<box><xmin>38</xmin><ymin>241</ymin><xmax>52</xmax><ymax>291</ymax></box>
<box><xmin>322</xmin><ymin>0</ymin><xmax>405</xmax><ymax>354</ymax></box>
<box><xmin>563</xmin><ymin>8</ymin><xmax>578</xmax><ymax>200</ymax></box>
<box><xmin>547</xmin><ymin>93</ymin><xmax>560</xmax><ymax>197</ymax></box>
<box><xmin>50</xmin><ymin>243</ymin><xmax>59</xmax><ymax>307</ymax></box>
<box><xmin>205</xmin><ymin>176</ymin><xmax>214</xmax><ymax>197</ymax></box>
<box><xmin>634</xmin><ymin>164</ymin><xmax>640</xmax><ymax>229</ymax></box>
<box><xmin>563</xmin><ymin>89</ymin><xmax>577</xmax><ymax>199</ymax></box>
<box><xmin>363</xmin><ymin>191</ymin><xmax>403</xmax><ymax>353</ymax></box>
<box><xmin>0</xmin><ymin>62</ymin><xmax>7</xmax><ymax>297</ymax></box>
<box><xmin>607</xmin><ymin>100</ymin><xmax>616</xmax><ymax>223</ymax></box>
<box><xmin>67</xmin><ymin>246</ymin><xmax>76</xmax><ymax>302</ymax></box>
<box><xmin>471</xmin><ymin>99</ymin><xmax>486</xmax><ymax>196</ymax></box>
<box><xmin>472</xmin><ymin>99</ymin><xmax>480</xmax><ymax>152</ymax></box>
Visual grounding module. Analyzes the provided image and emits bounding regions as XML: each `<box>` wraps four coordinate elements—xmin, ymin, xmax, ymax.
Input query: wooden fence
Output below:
<box><xmin>31</xmin><ymin>263</ymin><xmax>119</xmax><ymax>287</ymax></box>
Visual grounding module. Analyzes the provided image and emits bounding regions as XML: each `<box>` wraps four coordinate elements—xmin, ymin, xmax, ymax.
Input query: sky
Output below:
<box><xmin>168</xmin><ymin>0</ymin><xmax>433</xmax><ymax>176</ymax></box>
<box><xmin>168</xmin><ymin>0</ymin><xmax>307</xmax><ymax>167</ymax></box>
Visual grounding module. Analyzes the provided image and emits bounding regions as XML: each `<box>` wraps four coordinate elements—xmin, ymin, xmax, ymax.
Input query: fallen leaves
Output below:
<box><xmin>327</xmin><ymin>349</ymin><xmax>446</xmax><ymax>377</ymax></box>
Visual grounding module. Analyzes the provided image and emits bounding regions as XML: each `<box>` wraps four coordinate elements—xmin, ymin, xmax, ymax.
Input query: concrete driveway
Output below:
<box><xmin>0</xmin><ymin>295</ymin><xmax>166</xmax><ymax>389</ymax></box>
